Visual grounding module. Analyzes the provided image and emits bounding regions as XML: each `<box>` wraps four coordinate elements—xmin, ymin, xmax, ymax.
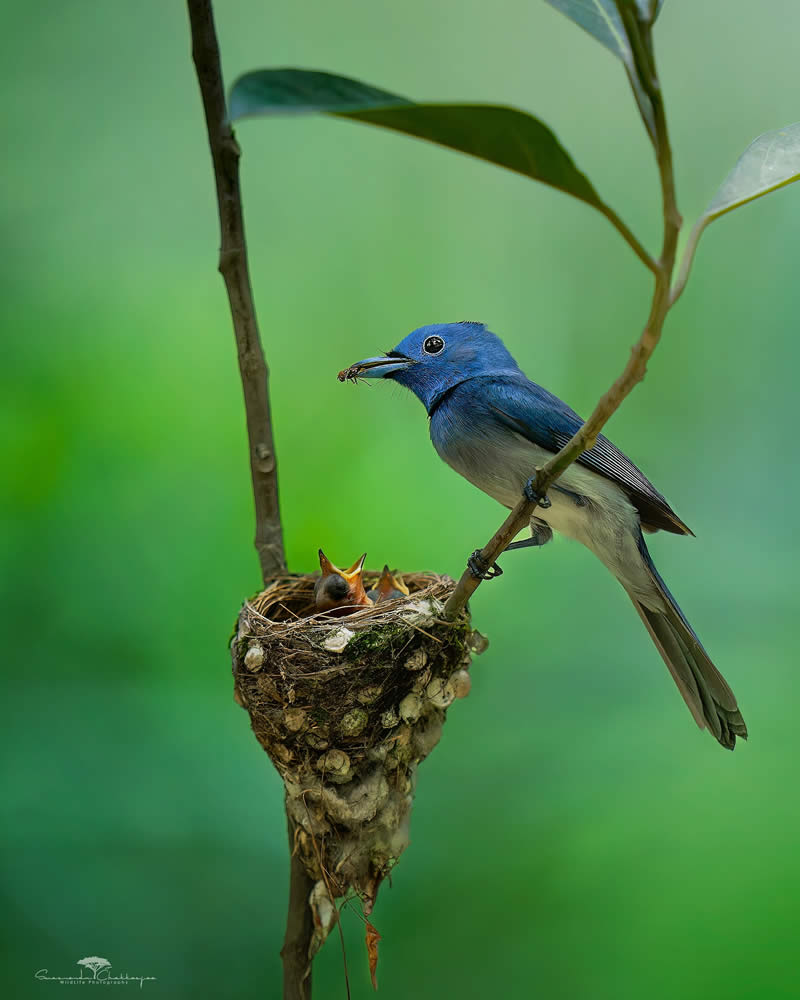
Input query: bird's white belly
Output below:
<box><xmin>440</xmin><ymin>431</ymin><xmax>662</xmax><ymax>607</ymax></box>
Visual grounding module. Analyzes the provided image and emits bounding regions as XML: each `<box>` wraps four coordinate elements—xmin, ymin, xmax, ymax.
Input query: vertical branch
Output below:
<box><xmin>187</xmin><ymin>2</ymin><xmax>310</xmax><ymax>997</ymax></box>
<box><xmin>187</xmin><ymin>0</ymin><xmax>285</xmax><ymax>583</ymax></box>
<box><xmin>281</xmin><ymin>816</ymin><xmax>315</xmax><ymax>1000</ymax></box>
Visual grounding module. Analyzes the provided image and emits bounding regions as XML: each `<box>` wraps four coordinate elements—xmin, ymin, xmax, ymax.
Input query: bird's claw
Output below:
<box><xmin>467</xmin><ymin>549</ymin><xmax>503</xmax><ymax>580</ymax></box>
<box><xmin>523</xmin><ymin>477</ymin><xmax>552</xmax><ymax>508</ymax></box>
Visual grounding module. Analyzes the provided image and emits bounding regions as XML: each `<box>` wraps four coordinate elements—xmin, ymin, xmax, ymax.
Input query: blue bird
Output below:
<box><xmin>340</xmin><ymin>322</ymin><xmax>746</xmax><ymax>749</ymax></box>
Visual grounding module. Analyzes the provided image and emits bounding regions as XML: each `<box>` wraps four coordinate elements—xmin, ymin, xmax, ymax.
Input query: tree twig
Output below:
<box><xmin>444</xmin><ymin>12</ymin><xmax>681</xmax><ymax>621</ymax></box>
<box><xmin>187</xmin><ymin>0</ymin><xmax>285</xmax><ymax>584</ymax></box>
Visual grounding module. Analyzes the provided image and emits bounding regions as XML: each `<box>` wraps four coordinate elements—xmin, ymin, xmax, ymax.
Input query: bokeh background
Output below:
<box><xmin>3</xmin><ymin>2</ymin><xmax>798</xmax><ymax>997</ymax></box>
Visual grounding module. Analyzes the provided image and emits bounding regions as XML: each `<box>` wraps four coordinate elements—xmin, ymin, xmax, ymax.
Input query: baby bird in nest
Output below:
<box><xmin>367</xmin><ymin>565</ymin><xmax>410</xmax><ymax>604</ymax></box>
<box><xmin>314</xmin><ymin>550</ymin><xmax>372</xmax><ymax>615</ymax></box>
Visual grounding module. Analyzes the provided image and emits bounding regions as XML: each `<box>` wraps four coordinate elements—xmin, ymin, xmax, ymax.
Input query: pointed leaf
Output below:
<box><xmin>543</xmin><ymin>0</ymin><xmax>664</xmax><ymax>52</ymax></box>
<box><xmin>229</xmin><ymin>68</ymin><xmax>653</xmax><ymax>269</ymax></box>
<box><xmin>544</xmin><ymin>1</ymin><xmax>657</xmax><ymax>135</ymax></box>
<box><xmin>229</xmin><ymin>68</ymin><xmax>603</xmax><ymax>210</ymax></box>
<box><xmin>672</xmin><ymin>122</ymin><xmax>800</xmax><ymax>302</ymax></box>
<box><xmin>230</xmin><ymin>68</ymin><xmax>411</xmax><ymax>116</ymax></box>
<box><xmin>704</xmin><ymin>122</ymin><xmax>800</xmax><ymax>218</ymax></box>
<box><xmin>544</xmin><ymin>0</ymin><xmax>630</xmax><ymax>60</ymax></box>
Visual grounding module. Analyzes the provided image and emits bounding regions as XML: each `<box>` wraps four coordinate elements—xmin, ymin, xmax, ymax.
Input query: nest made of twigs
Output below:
<box><xmin>230</xmin><ymin>570</ymin><xmax>487</xmax><ymax>920</ymax></box>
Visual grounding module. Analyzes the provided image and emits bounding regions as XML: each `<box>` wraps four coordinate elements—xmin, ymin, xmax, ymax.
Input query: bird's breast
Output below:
<box><xmin>431</xmin><ymin>406</ymin><xmax>645</xmax><ymax>571</ymax></box>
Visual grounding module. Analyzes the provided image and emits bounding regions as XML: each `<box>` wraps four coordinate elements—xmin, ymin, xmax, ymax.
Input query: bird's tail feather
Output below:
<box><xmin>626</xmin><ymin>536</ymin><xmax>747</xmax><ymax>750</ymax></box>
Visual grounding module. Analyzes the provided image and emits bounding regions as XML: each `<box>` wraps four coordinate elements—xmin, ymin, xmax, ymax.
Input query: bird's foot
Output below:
<box><xmin>467</xmin><ymin>549</ymin><xmax>503</xmax><ymax>580</ymax></box>
<box><xmin>523</xmin><ymin>477</ymin><xmax>552</xmax><ymax>508</ymax></box>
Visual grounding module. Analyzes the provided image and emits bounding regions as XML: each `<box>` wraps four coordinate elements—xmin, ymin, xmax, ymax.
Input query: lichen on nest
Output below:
<box><xmin>230</xmin><ymin>570</ymin><xmax>487</xmax><ymax>943</ymax></box>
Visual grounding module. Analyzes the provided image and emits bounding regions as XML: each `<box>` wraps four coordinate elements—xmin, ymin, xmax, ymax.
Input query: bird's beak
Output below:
<box><xmin>342</xmin><ymin>553</ymin><xmax>367</xmax><ymax>581</ymax></box>
<box><xmin>342</xmin><ymin>553</ymin><xmax>371</xmax><ymax>605</ymax></box>
<box><xmin>338</xmin><ymin>353</ymin><xmax>416</xmax><ymax>382</ymax></box>
<box><xmin>318</xmin><ymin>550</ymin><xmax>368</xmax><ymax>582</ymax></box>
<box><xmin>390</xmin><ymin>571</ymin><xmax>410</xmax><ymax>596</ymax></box>
<box><xmin>318</xmin><ymin>549</ymin><xmax>337</xmax><ymax>576</ymax></box>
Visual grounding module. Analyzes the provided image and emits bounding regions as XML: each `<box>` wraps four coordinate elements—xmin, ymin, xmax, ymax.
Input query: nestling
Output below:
<box><xmin>314</xmin><ymin>550</ymin><xmax>372</xmax><ymax>615</ymax></box>
<box><xmin>367</xmin><ymin>565</ymin><xmax>410</xmax><ymax>604</ymax></box>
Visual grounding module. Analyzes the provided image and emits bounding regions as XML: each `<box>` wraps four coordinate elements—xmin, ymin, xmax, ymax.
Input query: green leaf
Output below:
<box><xmin>672</xmin><ymin>122</ymin><xmax>800</xmax><ymax>303</ymax></box>
<box><xmin>229</xmin><ymin>68</ymin><xmax>654</xmax><ymax>270</ymax></box>
<box><xmin>543</xmin><ymin>0</ymin><xmax>663</xmax><ymax>51</ymax></box>
<box><xmin>230</xmin><ymin>68</ymin><xmax>601</xmax><ymax>208</ymax></box>
<box><xmin>230</xmin><ymin>69</ymin><xmax>412</xmax><ymax>117</ymax></box>
<box><xmin>543</xmin><ymin>0</ymin><xmax>630</xmax><ymax>61</ymax></box>
<box><xmin>704</xmin><ymin>123</ymin><xmax>800</xmax><ymax>218</ymax></box>
<box><xmin>543</xmin><ymin>1</ymin><xmax>659</xmax><ymax>136</ymax></box>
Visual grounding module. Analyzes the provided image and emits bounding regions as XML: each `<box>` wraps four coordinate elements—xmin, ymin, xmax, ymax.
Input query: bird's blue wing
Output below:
<box><xmin>485</xmin><ymin>376</ymin><xmax>691</xmax><ymax>535</ymax></box>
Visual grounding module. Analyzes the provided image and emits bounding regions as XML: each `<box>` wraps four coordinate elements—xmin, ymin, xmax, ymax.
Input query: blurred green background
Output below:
<box><xmin>2</xmin><ymin>2</ymin><xmax>798</xmax><ymax>997</ymax></box>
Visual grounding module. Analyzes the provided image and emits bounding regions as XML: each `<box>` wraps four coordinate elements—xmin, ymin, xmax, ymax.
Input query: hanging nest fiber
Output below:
<box><xmin>231</xmin><ymin>569</ymin><xmax>487</xmax><ymax>936</ymax></box>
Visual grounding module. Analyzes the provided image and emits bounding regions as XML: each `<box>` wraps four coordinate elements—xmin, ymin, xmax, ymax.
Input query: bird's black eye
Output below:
<box><xmin>422</xmin><ymin>335</ymin><xmax>445</xmax><ymax>355</ymax></box>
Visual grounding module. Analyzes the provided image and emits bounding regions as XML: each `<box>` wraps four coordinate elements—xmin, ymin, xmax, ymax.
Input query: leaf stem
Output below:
<box><xmin>599</xmin><ymin>203</ymin><xmax>659</xmax><ymax>274</ymax></box>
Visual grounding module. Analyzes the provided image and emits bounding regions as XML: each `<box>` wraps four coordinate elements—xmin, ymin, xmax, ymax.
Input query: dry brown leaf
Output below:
<box><xmin>365</xmin><ymin>920</ymin><xmax>381</xmax><ymax>990</ymax></box>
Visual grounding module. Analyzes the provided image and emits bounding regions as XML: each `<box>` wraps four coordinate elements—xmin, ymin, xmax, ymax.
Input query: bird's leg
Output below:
<box><xmin>468</xmin><ymin>482</ymin><xmax>555</xmax><ymax>579</ymax></box>
<box><xmin>467</xmin><ymin>549</ymin><xmax>504</xmax><ymax>580</ymax></box>
<box><xmin>506</xmin><ymin>520</ymin><xmax>553</xmax><ymax>551</ymax></box>
<box><xmin>504</xmin><ymin>538</ymin><xmax>537</xmax><ymax>552</ymax></box>
<box><xmin>523</xmin><ymin>477</ymin><xmax>552</xmax><ymax>508</ymax></box>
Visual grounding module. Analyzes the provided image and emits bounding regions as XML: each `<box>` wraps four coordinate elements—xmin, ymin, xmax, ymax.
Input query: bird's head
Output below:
<box><xmin>369</xmin><ymin>565</ymin><xmax>410</xmax><ymax>604</ymax></box>
<box><xmin>339</xmin><ymin>322</ymin><xmax>521</xmax><ymax>413</ymax></box>
<box><xmin>314</xmin><ymin>550</ymin><xmax>371</xmax><ymax>612</ymax></box>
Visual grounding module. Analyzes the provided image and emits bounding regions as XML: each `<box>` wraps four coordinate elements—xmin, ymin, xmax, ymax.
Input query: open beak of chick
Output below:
<box><xmin>314</xmin><ymin>550</ymin><xmax>373</xmax><ymax>614</ymax></box>
<box><xmin>367</xmin><ymin>564</ymin><xmax>410</xmax><ymax>604</ymax></box>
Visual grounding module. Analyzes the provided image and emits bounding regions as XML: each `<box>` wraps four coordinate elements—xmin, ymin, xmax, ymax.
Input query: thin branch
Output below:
<box><xmin>187</xmin><ymin>0</ymin><xmax>286</xmax><ymax>584</ymax></box>
<box><xmin>187</xmin><ymin>3</ymin><xmax>307</xmax><ymax>997</ymax></box>
<box><xmin>444</xmin><ymin>14</ymin><xmax>681</xmax><ymax>621</ymax></box>
<box><xmin>621</xmin><ymin>6</ymin><xmax>659</xmax><ymax>97</ymax></box>
<box><xmin>617</xmin><ymin>2</ymin><xmax>659</xmax><ymax>148</ymax></box>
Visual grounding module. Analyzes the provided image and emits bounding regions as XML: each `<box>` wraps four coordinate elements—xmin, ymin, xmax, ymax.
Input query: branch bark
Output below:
<box><xmin>444</xmin><ymin>12</ymin><xmax>680</xmax><ymax>621</ymax></box>
<box><xmin>186</xmin><ymin>3</ymin><xmax>310</xmax><ymax>997</ymax></box>
<box><xmin>187</xmin><ymin>0</ymin><xmax>285</xmax><ymax>584</ymax></box>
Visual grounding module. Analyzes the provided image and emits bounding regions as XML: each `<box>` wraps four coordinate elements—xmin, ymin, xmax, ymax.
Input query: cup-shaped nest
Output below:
<box><xmin>231</xmin><ymin>570</ymin><xmax>487</xmax><ymax>922</ymax></box>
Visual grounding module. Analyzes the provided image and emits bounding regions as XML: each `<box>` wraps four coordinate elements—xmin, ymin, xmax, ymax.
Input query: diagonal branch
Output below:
<box><xmin>187</xmin><ymin>0</ymin><xmax>285</xmax><ymax>584</ymax></box>
<box><xmin>444</xmin><ymin>11</ymin><xmax>681</xmax><ymax>621</ymax></box>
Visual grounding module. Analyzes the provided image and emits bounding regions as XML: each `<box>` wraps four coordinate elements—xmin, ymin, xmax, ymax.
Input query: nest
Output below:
<box><xmin>231</xmin><ymin>570</ymin><xmax>487</xmax><ymax>939</ymax></box>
